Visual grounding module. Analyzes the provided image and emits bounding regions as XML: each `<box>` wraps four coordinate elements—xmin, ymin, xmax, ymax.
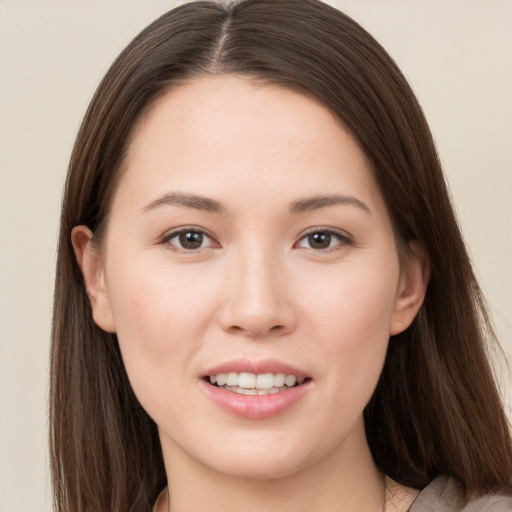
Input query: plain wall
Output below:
<box><xmin>0</xmin><ymin>1</ymin><xmax>510</xmax><ymax>510</ymax></box>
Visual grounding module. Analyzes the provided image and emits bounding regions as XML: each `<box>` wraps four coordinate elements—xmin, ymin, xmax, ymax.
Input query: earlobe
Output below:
<box><xmin>71</xmin><ymin>226</ymin><xmax>116</xmax><ymax>333</ymax></box>
<box><xmin>390</xmin><ymin>241</ymin><xmax>430</xmax><ymax>335</ymax></box>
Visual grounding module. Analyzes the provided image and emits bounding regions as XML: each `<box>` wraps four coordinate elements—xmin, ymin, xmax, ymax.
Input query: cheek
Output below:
<box><xmin>108</xmin><ymin>253</ymin><xmax>214</xmax><ymax>338</ymax></box>
<box><xmin>305</xmin><ymin>257</ymin><xmax>398</xmax><ymax>334</ymax></box>
<box><xmin>301</xmin><ymin>259</ymin><xmax>399</xmax><ymax>394</ymax></box>
<box><xmin>103</xmin><ymin>256</ymin><xmax>219</xmax><ymax>408</ymax></box>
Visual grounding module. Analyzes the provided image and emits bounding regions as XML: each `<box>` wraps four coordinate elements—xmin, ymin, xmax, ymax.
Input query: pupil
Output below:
<box><xmin>179</xmin><ymin>231</ymin><xmax>203</xmax><ymax>249</ymax></box>
<box><xmin>309</xmin><ymin>232</ymin><xmax>331</xmax><ymax>249</ymax></box>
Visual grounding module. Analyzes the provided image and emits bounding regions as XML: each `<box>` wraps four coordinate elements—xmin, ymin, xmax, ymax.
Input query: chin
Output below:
<box><xmin>181</xmin><ymin>426</ymin><xmax>340</xmax><ymax>483</ymax></box>
<box><xmin>203</xmin><ymin>449</ymin><xmax>314</xmax><ymax>482</ymax></box>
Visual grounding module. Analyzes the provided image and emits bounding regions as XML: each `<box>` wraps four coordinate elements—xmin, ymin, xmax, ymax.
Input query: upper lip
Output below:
<box><xmin>203</xmin><ymin>358</ymin><xmax>309</xmax><ymax>379</ymax></box>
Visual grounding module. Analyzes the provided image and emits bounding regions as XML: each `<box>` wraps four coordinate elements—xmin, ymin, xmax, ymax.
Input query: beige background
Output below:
<box><xmin>0</xmin><ymin>1</ymin><xmax>510</xmax><ymax>510</ymax></box>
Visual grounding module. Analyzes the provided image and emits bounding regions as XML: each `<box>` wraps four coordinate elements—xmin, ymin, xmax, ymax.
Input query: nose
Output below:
<box><xmin>218</xmin><ymin>249</ymin><xmax>298</xmax><ymax>339</ymax></box>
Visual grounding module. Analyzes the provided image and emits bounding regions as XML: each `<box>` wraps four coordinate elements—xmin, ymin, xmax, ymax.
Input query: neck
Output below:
<box><xmin>158</xmin><ymin>423</ymin><xmax>386</xmax><ymax>512</ymax></box>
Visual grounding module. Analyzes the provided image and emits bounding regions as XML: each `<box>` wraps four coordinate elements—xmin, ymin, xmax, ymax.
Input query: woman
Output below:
<box><xmin>50</xmin><ymin>0</ymin><xmax>512</xmax><ymax>510</ymax></box>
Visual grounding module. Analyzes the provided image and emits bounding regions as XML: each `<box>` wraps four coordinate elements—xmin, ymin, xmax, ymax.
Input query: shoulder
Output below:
<box><xmin>409</xmin><ymin>475</ymin><xmax>512</xmax><ymax>512</ymax></box>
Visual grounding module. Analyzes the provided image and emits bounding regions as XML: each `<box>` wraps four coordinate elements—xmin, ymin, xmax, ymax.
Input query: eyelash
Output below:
<box><xmin>161</xmin><ymin>228</ymin><xmax>219</xmax><ymax>253</ymax></box>
<box><xmin>161</xmin><ymin>227</ymin><xmax>352</xmax><ymax>253</ymax></box>
<box><xmin>294</xmin><ymin>227</ymin><xmax>353</xmax><ymax>252</ymax></box>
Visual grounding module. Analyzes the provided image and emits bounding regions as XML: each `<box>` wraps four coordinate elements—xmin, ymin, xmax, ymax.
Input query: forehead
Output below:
<box><xmin>116</xmin><ymin>75</ymin><xmax>381</xmax><ymax>213</ymax></box>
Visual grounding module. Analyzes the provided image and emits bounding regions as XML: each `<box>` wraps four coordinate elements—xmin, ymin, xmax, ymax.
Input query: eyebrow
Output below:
<box><xmin>290</xmin><ymin>195</ymin><xmax>371</xmax><ymax>215</ymax></box>
<box><xmin>141</xmin><ymin>192</ymin><xmax>371</xmax><ymax>216</ymax></box>
<box><xmin>142</xmin><ymin>192</ymin><xmax>225</xmax><ymax>214</ymax></box>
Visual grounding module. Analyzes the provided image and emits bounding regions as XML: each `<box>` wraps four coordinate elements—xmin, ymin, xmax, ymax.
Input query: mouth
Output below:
<box><xmin>204</xmin><ymin>372</ymin><xmax>311</xmax><ymax>396</ymax></box>
<box><xmin>201</xmin><ymin>359</ymin><xmax>313</xmax><ymax>419</ymax></box>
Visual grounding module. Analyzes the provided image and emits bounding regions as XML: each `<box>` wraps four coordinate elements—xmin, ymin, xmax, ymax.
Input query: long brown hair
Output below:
<box><xmin>50</xmin><ymin>1</ymin><xmax>512</xmax><ymax>510</ymax></box>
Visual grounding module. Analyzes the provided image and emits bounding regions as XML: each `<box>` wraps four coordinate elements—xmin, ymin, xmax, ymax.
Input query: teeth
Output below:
<box><xmin>274</xmin><ymin>373</ymin><xmax>286</xmax><ymax>387</ymax></box>
<box><xmin>224</xmin><ymin>385</ymin><xmax>287</xmax><ymax>396</ymax></box>
<box><xmin>208</xmin><ymin>372</ymin><xmax>305</xmax><ymax>390</ymax></box>
<box><xmin>226</xmin><ymin>372</ymin><xmax>238</xmax><ymax>386</ymax></box>
<box><xmin>239</xmin><ymin>372</ymin><xmax>256</xmax><ymax>389</ymax></box>
<box><xmin>284</xmin><ymin>375</ymin><xmax>297</xmax><ymax>387</ymax></box>
<box><xmin>256</xmin><ymin>373</ymin><xmax>274</xmax><ymax>389</ymax></box>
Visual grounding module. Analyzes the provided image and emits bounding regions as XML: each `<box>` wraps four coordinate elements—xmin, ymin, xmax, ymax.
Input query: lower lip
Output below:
<box><xmin>200</xmin><ymin>379</ymin><xmax>312</xmax><ymax>420</ymax></box>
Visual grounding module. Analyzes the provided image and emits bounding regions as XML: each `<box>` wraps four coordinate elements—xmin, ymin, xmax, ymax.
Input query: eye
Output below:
<box><xmin>163</xmin><ymin>229</ymin><xmax>219</xmax><ymax>251</ymax></box>
<box><xmin>295</xmin><ymin>229</ymin><xmax>351</xmax><ymax>251</ymax></box>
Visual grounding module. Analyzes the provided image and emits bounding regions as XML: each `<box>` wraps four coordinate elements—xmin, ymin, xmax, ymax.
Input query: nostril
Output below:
<box><xmin>226</xmin><ymin>324</ymin><xmax>285</xmax><ymax>337</ymax></box>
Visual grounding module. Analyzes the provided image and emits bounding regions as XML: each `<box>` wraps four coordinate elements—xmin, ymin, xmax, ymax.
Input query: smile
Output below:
<box><xmin>201</xmin><ymin>361</ymin><xmax>313</xmax><ymax>419</ymax></box>
<box><xmin>208</xmin><ymin>372</ymin><xmax>307</xmax><ymax>395</ymax></box>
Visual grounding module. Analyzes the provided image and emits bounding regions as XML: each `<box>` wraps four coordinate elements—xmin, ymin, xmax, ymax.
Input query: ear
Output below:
<box><xmin>71</xmin><ymin>226</ymin><xmax>116</xmax><ymax>333</ymax></box>
<box><xmin>390</xmin><ymin>241</ymin><xmax>430</xmax><ymax>336</ymax></box>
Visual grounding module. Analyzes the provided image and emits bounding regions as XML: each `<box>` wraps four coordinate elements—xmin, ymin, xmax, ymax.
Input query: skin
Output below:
<box><xmin>73</xmin><ymin>76</ymin><xmax>429</xmax><ymax>512</ymax></box>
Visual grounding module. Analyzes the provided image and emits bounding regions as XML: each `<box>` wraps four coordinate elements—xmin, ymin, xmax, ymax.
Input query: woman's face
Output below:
<box><xmin>75</xmin><ymin>76</ymin><xmax>426</xmax><ymax>481</ymax></box>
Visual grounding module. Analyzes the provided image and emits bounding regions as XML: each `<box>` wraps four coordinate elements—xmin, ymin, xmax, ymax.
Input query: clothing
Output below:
<box><xmin>410</xmin><ymin>476</ymin><xmax>512</xmax><ymax>511</ymax></box>
<box><xmin>153</xmin><ymin>475</ymin><xmax>512</xmax><ymax>511</ymax></box>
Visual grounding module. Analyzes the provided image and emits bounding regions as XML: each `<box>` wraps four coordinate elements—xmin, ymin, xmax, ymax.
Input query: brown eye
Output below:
<box><xmin>165</xmin><ymin>229</ymin><xmax>217</xmax><ymax>251</ymax></box>
<box><xmin>296</xmin><ymin>229</ymin><xmax>351</xmax><ymax>251</ymax></box>
<box><xmin>179</xmin><ymin>231</ymin><xmax>204</xmax><ymax>249</ymax></box>
<box><xmin>307</xmin><ymin>232</ymin><xmax>332</xmax><ymax>249</ymax></box>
